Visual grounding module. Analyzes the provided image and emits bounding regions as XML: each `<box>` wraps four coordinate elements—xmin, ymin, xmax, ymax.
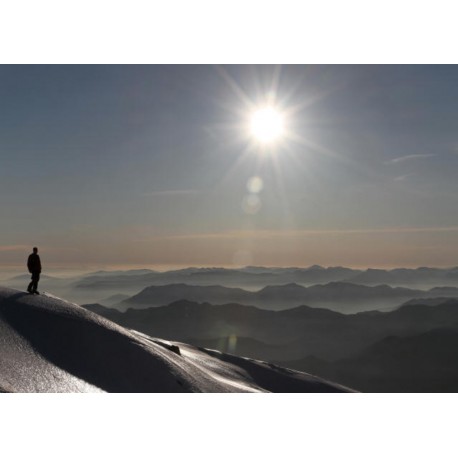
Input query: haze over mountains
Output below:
<box><xmin>117</xmin><ymin>282</ymin><xmax>458</xmax><ymax>313</ymax></box>
<box><xmin>5</xmin><ymin>265</ymin><xmax>458</xmax><ymax>312</ymax></box>
<box><xmin>72</xmin><ymin>265</ymin><xmax>458</xmax><ymax>292</ymax></box>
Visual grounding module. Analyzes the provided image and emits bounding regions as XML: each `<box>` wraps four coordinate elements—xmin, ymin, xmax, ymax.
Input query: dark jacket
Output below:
<box><xmin>27</xmin><ymin>253</ymin><xmax>42</xmax><ymax>273</ymax></box>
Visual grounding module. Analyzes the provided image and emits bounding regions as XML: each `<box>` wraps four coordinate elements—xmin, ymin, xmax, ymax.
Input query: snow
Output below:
<box><xmin>0</xmin><ymin>287</ymin><xmax>352</xmax><ymax>393</ymax></box>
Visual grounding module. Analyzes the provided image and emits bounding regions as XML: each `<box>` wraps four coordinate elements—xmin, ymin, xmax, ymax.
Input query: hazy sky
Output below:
<box><xmin>1</xmin><ymin>65</ymin><xmax>458</xmax><ymax>271</ymax></box>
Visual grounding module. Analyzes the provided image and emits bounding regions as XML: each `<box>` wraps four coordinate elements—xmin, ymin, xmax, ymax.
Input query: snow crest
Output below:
<box><xmin>0</xmin><ymin>287</ymin><xmax>351</xmax><ymax>393</ymax></box>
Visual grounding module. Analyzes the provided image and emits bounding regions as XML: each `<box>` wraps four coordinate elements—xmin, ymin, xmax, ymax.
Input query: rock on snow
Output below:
<box><xmin>0</xmin><ymin>287</ymin><xmax>351</xmax><ymax>393</ymax></box>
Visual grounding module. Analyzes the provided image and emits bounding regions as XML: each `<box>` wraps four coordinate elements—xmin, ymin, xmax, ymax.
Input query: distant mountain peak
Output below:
<box><xmin>308</xmin><ymin>265</ymin><xmax>325</xmax><ymax>270</ymax></box>
<box><xmin>260</xmin><ymin>283</ymin><xmax>306</xmax><ymax>292</ymax></box>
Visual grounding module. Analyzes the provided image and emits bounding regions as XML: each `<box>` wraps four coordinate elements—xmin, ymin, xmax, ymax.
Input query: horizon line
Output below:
<box><xmin>1</xmin><ymin>262</ymin><xmax>458</xmax><ymax>276</ymax></box>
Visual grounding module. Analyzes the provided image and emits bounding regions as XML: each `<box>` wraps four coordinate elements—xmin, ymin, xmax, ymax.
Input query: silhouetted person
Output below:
<box><xmin>27</xmin><ymin>247</ymin><xmax>42</xmax><ymax>294</ymax></box>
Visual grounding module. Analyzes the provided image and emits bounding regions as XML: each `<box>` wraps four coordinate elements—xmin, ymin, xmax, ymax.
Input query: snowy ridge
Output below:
<box><xmin>0</xmin><ymin>287</ymin><xmax>352</xmax><ymax>392</ymax></box>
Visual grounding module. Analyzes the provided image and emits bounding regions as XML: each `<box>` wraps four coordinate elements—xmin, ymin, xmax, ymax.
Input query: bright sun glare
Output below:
<box><xmin>250</xmin><ymin>107</ymin><xmax>285</xmax><ymax>143</ymax></box>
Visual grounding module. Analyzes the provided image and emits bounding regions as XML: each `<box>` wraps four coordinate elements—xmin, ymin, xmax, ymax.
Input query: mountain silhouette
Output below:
<box><xmin>8</xmin><ymin>266</ymin><xmax>458</xmax><ymax>307</ymax></box>
<box><xmin>84</xmin><ymin>298</ymin><xmax>458</xmax><ymax>362</ymax></box>
<box><xmin>115</xmin><ymin>281</ymin><xmax>458</xmax><ymax>313</ymax></box>
<box><xmin>287</xmin><ymin>328</ymin><xmax>458</xmax><ymax>392</ymax></box>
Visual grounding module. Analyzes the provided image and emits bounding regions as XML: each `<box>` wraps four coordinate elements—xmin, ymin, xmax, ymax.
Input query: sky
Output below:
<box><xmin>1</xmin><ymin>64</ymin><xmax>458</xmax><ymax>272</ymax></box>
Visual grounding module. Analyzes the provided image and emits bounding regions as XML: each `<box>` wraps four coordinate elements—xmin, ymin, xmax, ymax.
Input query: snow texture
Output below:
<box><xmin>0</xmin><ymin>287</ymin><xmax>351</xmax><ymax>393</ymax></box>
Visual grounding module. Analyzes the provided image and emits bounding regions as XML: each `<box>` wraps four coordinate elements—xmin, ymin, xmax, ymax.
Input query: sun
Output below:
<box><xmin>250</xmin><ymin>106</ymin><xmax>285</xmax><ymax>144</ymax></box>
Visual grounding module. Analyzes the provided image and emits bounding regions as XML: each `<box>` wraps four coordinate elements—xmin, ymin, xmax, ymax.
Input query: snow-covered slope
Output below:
<box><xmin>0</xmin><ymin>287</ymin><xmax>352</xmax><ymax>393</ymax></box>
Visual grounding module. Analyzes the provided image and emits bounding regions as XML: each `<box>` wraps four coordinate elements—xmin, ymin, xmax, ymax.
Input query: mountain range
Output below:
<box><xmin>116</xmin><ymin>281</ymin><xmax>458</xmax><ymax>313</ymax></box>
<box><xmin>83</xmin><ymin>297</ymin><xmax>458</xmax><ymax>392</ymax></box>
<box><xmin>6</xmin><ymin>266</ymin><xmax>458</xmax><ymax>308</ymax></box>
<box><xmin>84</xmin><ymin>297</ymin><xmax>458</xmax><ymax>361</ymax></box>
<box><xmin>73</xmin><ymin>265</ymin><xmax>458</xmax><ymax>292</ymax></box>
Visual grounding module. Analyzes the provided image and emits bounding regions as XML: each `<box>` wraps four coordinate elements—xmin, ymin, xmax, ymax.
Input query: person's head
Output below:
<box><xmin>33</xmin><ymin>247</ymin><xmax>38</xmax><ymax>254</ymax></box>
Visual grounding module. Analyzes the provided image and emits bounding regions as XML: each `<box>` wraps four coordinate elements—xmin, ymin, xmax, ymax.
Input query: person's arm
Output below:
<box><xmin>37</xmin><ymin>255</ymin><xmax>42</xmax><ymax>273</ymax></box>
<box><xmin>27</xmin><ymin>255</ymin><xmax>32</xmax><ymax>273</ymax></box>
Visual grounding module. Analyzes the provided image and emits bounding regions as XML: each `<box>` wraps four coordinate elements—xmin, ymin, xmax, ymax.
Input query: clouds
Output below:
<box><xmin>385</xmin><ymin>154</ymin><xmax>436</xmax><ymax>182</ymax></box>
<box><xmin>385</xmin><ymin>153</ymin><xmax>436</xmax><ymax>164</ymax></box>
<box><xmin>393</xmin><ymin>173</ymin><xmax>415</xmax><ymax>181</ymax></box>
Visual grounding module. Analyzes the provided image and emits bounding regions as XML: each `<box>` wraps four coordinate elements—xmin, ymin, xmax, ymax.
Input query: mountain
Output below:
<box><xmin>72</xmin><ymin>266</ymin><xmax>458</xmax><ymax>297</ymax></box>
<box><xmin>0</xmin><ymin>287</ymin><xmax>349</xmax><ymax>393</ymax></box>
<box><xmin>84</xmin><ymin>298</ymin><xmax>458</xmax><ymax>392</ymax></box>
<box><xmin>71</xmin><ymin>266</ymin><xmax>363</xmax><ymax>293</ymax></box>
<box><xmin>20</xmin><ymin>265</ymin><xmax>458</xmax><ymax>306</ymax></box>
<box><xmin>84</xmin><ymin>298</ymin><xmax>458</xmax><ymax>362</ymax></box>
<box><xmin>287</xmin><ymin>328</ymin><xmax>458</xmax><ymax>392</ymax></box>
<box><xmin>101</xmin><ymin>293</ymin><xmax>131</xmax><ymax>306</ymax></box>
<box><xmin>347</xmin><ymin>267</ymin><xmax>458</xmax><ymax>287</ymax></box>
<box><xmin>123</xmin><ymin>283</ymin><xmax>253</xmax><ymax>308</ymax></box>
<box><xmin>256</xmin><ymin>282</ymin><xmax>425</xmax><ymax>312</ymax></box>
<box><xmin>84</xmin><ymin>301</ymin><xmax>355</xmax><ymax>359</ymax></box>
<box><xmin>88</xmin><ymin>269</ymin><xmax>156</xmax><ymax>277</ymax></box>
<box><xmin>7</xmin><ymin>265</ymin><xmax>458</xmax><ymax>312</ymax></box>
<box><xmin>399</xmin><ymin>297</ymin><xmax>457</xmax><ymax>307</ymax></box>
<box><xmin>117</xmin><ymin>281</ymin><xmax>458</xmax><ymax>313</ymax></box>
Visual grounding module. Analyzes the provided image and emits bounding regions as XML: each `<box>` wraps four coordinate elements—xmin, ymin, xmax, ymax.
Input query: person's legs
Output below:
<box><xmin>27</xmin><ymin>277</ymin><xmax>34</xmax><ymax>293</ymax></box>
<box><xmin>31</xmin><ymin>272</ymin><xmax>40</xmax><ymax>293</ymax></box>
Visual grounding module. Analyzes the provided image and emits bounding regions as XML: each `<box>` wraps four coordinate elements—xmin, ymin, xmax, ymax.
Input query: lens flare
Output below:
<box><xmin>242</xmin><ymin>194</ymin><xmax>262</xmax><ymax>214</ymax></box>
<box><xmin>228</xmin><ymin>334</ymin><xmax>237</xmax><ymax>353</ymax></box>
<box><xmin>247</xmin><ymin>176</ymin><xmax>263</xmax><ymax>193</ymax></box>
